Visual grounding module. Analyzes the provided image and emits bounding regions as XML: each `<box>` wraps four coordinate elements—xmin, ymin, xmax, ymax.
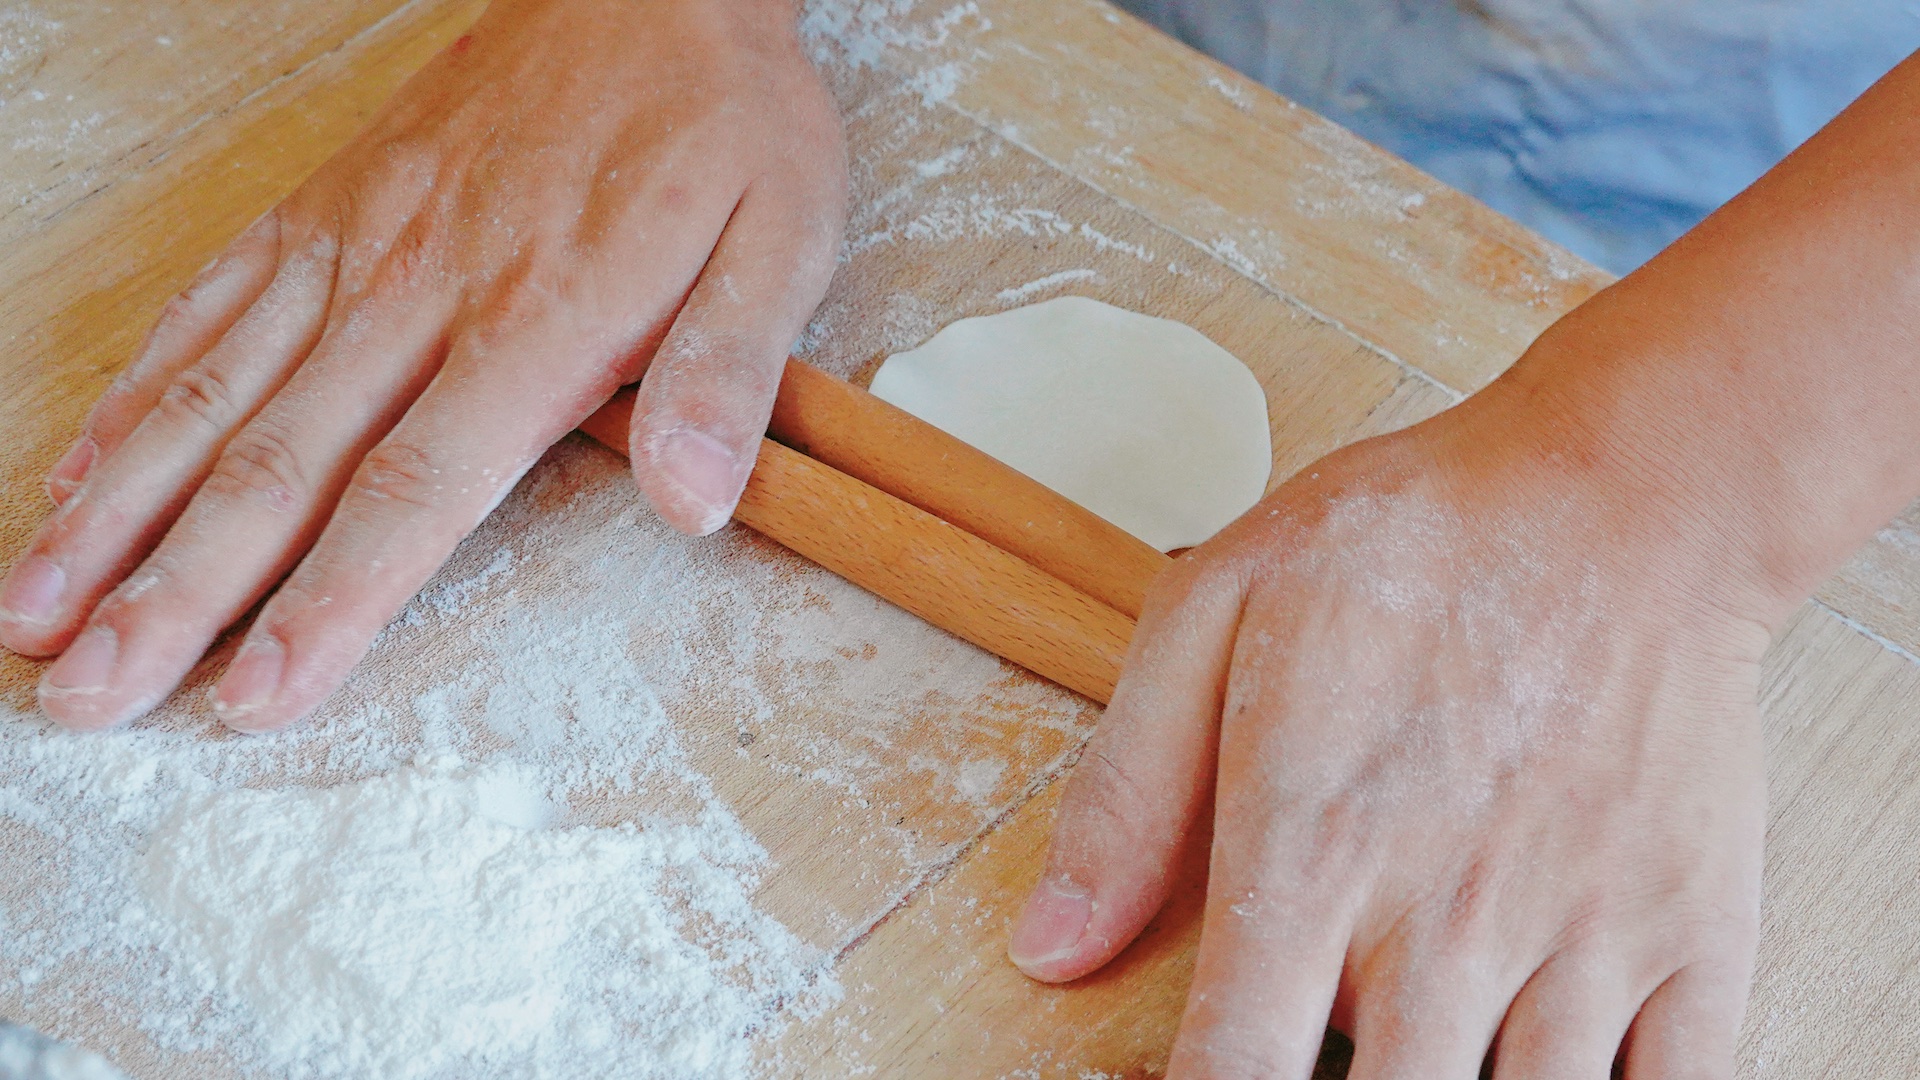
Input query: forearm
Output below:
<box><xmin>1475</xmin><ymin>50</ymin><xmax>1920</xmax><ymax>623</ymax></box>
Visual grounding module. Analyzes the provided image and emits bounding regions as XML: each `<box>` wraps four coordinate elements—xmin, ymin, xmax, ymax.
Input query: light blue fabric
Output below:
<box><xmin>1116</xmin><ymin>0</ymin><xmax>1920</xmax><ymax>273</ymax></box>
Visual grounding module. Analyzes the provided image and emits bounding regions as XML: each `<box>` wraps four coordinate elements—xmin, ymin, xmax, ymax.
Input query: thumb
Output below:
<box><xmin>629</xmin><ymin>183</ymin><xmax>842</xmax><ymax>535</ymax></box>
<box><xmin>1010</xmin><ymin>555</ymin><xmax>1248</xmax><ymax>982</ymax></box>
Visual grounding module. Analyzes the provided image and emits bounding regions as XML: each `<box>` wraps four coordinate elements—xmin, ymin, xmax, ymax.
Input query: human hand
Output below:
<box><xmin>1006</xmin><ymin>376</ymin><xmax>1778</xmax><ymax>1076</ymax></box>
<box><xmin>0</xmin><ymin>0</ymin><xmax>846</xmax><ymax>731</ymax></box>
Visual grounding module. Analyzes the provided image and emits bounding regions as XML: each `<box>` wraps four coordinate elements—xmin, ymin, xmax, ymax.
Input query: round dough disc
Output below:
<box><xmin>869</xmin><ymin>295</ymin><xmax>1273</xmax><ymax>552</ymax></box>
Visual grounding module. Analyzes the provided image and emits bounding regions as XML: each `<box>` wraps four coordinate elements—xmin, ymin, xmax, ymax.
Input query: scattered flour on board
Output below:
<box><xmin>994</xmin><ymin>268</ymin><xmax>1097</xmax><ymax>303</ymax></box>
<box><xmin>1206</xmin><ymin>74</ymin><xmax>1251</xmax><ymax>110</ymax></box>
<box><xmin>133</xmin><ymin>758</ymin><xmax>808</xmax><ymax>1080</ymax></box>
<box><xmin>0</xmin><ymin>9</ymin><xmax>93</xmax><ymax>163</ymax></box>
<box><xmin>1862</xmin><ymin>518</ymin><xmax>1920</xmax><ymax>587</ymax></box>
<box><xmin>906</xmin><ymin>61</ymin><xmax>962</xmax><ymax>107</ymax></box>
<box><xmin>1205</xmin><ymin>235</ymin><xmax>1267</xmax><ymax>279</ymax></box>
<box><xmin>845</xmin><ymin>191</ymin><xmax>1075</xmax><ymax>256</ymax></box>
<box><xmin>841</xmin><ymin>184</ymin><xmax>1161</xmax><ymax>267</ymax></box>
<box><xmin>911</xmin><ymin>143</ymin><xmax>971</xmax><ymax>179</ymax></box>
<box><xmin>0</xmin><ymin>9</ymin><xmax>63</xmax><ymax>88</ymax></box>
<box><xmin>800</xmin><ymin>0</ymin><xmax>989</xmax><ymax>73</ymax></box>
<box><xmin>1290</xmin><ymin>118</ymin><xmax>1441</xmax><ymax>237</ymax></box>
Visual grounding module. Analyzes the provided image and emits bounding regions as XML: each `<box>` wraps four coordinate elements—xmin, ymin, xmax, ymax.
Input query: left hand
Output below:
<box><xmin>0</xmin><ymin>0</ymin><xmax>846</xmax><ymax>731</ymax></box>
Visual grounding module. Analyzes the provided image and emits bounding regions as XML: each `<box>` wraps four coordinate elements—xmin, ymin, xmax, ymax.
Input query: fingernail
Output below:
<box><xmin>42</xmin><ymin>626</ymin><xmax>118</xmax><ymax>692</ymax></box>
<box><xmin>46</xmin><ymin>436</ymin><xmax>97</xmax><ymax>502</ymax></box>
<box><xmin>1008</xmin><ymin>877</ymin><xmax>1094</xmax><ymax>971</ymax></box>
<box><xmin>1</xmin><ymin>556</ymin><xmax>67</xmax><ymax>625</ymax></box>
<box><xmin>649</xmin><ymin>428</ymin><xmax>742</xmax><ymax>535</ymax></box>
<box><xmin>212</xmin><ymin>635</ymin><xmax>285</xmax><ymax>729</ymax></box>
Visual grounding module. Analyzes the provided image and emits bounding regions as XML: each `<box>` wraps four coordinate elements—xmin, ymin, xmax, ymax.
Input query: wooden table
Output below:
<box><xmin>3</xmin><ymin>1</ymin><xmax>1918</xmax><ymax>1075</ymax></box>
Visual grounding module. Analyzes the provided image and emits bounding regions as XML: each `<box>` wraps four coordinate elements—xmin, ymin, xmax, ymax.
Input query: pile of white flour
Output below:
<box><xmin>0</xmin><ymin>619</ymin><xmax>835</xmax><ymax>1079</ymax></box>
<box><xmin>133</xmin><ymin>758</ymin><xmax>797</xmax><ymax>1079</ymax></box>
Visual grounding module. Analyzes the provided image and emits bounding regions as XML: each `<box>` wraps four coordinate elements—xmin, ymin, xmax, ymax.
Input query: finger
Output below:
<box><xmin>1490</xmin><ymin>949</ymin><xmax>1642</xmax><ymax>1080</ymax></box>
<box><xmin>0</xmin><ymin>235</ymin><xmax>337</xmax><ymax>657</ymax></box>
<box><xmin>48</xmin><ymin>212</ymin><xmax>283</xmax><ymax>504</ymax></box>
<box><xmin>1345</xmin><ymin>950</ymin><xmax>1508</xmax><ymax>1080</ymax></box>
<box><xmin>34</xmin><ymin>291</ymin><xmax>451</xmax><ymax>731</ymax></box>
<box><xmin>1621</xmin><ymin>961</ymin><xmax>1749</xmax><ymax>1080</ymax></box>
<box><xmin>1007</xmin><ymin>556</ymin><xmax>1248</xmax><ymax>982</ymax></box>
<box><xmin>205</xmin><ymin>322</ymin><xmax>609</xmax><ymax>732</ymax></box>
<box><xmin>1164</xmin><ymin>603</ymin><xmax>1383</xmax><ymax>1080</ymax></box>
<box><xmin>1164</xmin><ymin>841</ymin><xmax>1355</xmax><ymax>1080</ymax></box>
<box><xmin>628</xmin><ymin>180</ymin><xmax>843</xmax><ymax>535</ymax></box>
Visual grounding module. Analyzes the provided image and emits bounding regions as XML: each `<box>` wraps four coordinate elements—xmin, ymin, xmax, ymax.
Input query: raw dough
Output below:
<box><xmin>869</xmin><ymin>295</ymin><xmax>1273</xmax><ymax>552</ymax></box>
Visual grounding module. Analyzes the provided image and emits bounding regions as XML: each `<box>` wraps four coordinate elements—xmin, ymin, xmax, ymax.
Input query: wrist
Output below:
<box><xmin>1441</xmin><ymin>299</ymin><xmax>1850</xmax><ymax>632</ymax></box>
<box><xmin>1423</xmin><ymin>322</ymin><xmax>1813</xmax><ymax>635</ymax></box>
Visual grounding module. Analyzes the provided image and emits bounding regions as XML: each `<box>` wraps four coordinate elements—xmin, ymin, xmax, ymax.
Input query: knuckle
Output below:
<box><xmin>488</xmin><ymin>270</ymin><xmax>562</xmax><ymax>326</ymax></box>
<box><xmin>40</xmin><ymin>490</ymin><xmax>119</xmax><ymax>550</ymax></box>
<box><xmin>89</xmin><ymin>374</ymin><xmax>146</xmax><ymax>427</ymax></box>
<box><xmin>1430</xmin><ymin>857</ymin><xmax>1501</xmax><ymax>936</ymax></box>
<box><xmin>101</xmin><ymin>368</ymin><xmax>145</xmax><ymax>404</ymax></box>
<box><xmin>377</xmin><ymin>217</ymin><xmax>442</xmax><ymax>288</ymax></box>
<box><xmin>1158</xmin><ymin>550</ymin><xmax>1247</xmax><ymax>612</ymax></box>
<box><xmin>329</xmin><ymin>142</ymin><xmax>448</xmax><ymax>286</ymax></box>
<box><xmin>369</xmin><ymin>133</ymin><xmax>444</xmax><ymax>191</ymax></box>
<box><xmin>244</xmin><ymin>205</ymin><xmax>286</xmax><ymax>250</ymax></box>
<box><xmin>311</xmin><ymin>285</ymin><xmax>392</xmax><ymax>358</ymax></box>
<box><xmin>155</xmin><ymin>365</ymin><xmax>243</xmax><ymax>431</ymax></box>
<box><xmin>121</xmin><ymin>292</ymin><xmax>210</xmax><ymax>379</ymax></box>
<box><xmin>353</xmin><ymin>440</ymin><xmax>445</xmax><ymax>512</ymax></box>
<box><xmin>154</xmin><ymin>291</ymin><xmax>201</xmax><ymax>329</ymax></box>
<box><xmin>169</xmin><ymin>230</ymin><xmax>264</xmax><ymax>316</ymax></box>
<box><xmin>459</xmin><ymin>277</ymin><xmax>563</xmax><ymax>353</ymax></box>
<box><xmin>339</xmin><ymin>212</ymin><xmax>444</xmax><ymax>301</ymax></box>
<box><xmin>268</xmin><ymin>223</ymin><xmax>341</xmax><ymax>289</ymax></box>
<box><xmin>206</xmin><ymin>424</ymin><xmax>309</xmax><ymax>510</ymax></box>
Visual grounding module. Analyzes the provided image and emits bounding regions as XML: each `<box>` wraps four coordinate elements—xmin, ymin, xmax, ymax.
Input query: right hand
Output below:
<box><xmin>0</xmin><ymin>0</ymin><xmax>848</xmax><ymax>732</ymax></box>
<box><xmin>1008</xmin><ymin>397</ymin><xmax>1772</xmax><ymax>1077</ymax></box>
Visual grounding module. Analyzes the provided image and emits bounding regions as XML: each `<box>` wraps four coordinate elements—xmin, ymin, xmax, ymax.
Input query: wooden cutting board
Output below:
<box><xmin>2</xmin><ymin>1</ymin><xmax>1918</xmax><ymax>1075</ymax></box>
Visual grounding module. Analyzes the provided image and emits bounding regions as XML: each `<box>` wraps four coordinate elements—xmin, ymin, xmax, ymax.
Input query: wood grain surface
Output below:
<box><xmin>2</xmin><ymin>1</ymin><xmax>1917</xmax><ymax>1077</ymax></box>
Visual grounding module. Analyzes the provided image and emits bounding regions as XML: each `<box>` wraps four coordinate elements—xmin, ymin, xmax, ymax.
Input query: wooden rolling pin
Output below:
<box><xmin>586</xmin><ymin>358</ymin><xmax>1171</xmax><ymax>620</ymax></box>
<box><xmin>577</xmin><ymin>429</ymin><xmax>1134</xmax><ymax>703</ymax></box>
<box><xmin>743</xmin><ymin>438</ymin><xmax>1131</xmax><ymax>703</ymax></box>
<box><xmin>578</xmin><ymin>360</ymin><xmax>1172</xmax><ymax>703</ymax></box>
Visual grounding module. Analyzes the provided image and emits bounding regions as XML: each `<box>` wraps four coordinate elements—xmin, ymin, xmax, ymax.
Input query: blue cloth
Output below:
<box><xmin>1116</xmin><ymin>0</ymin><xmax>1920</xmax><ymax>273</ymax></box>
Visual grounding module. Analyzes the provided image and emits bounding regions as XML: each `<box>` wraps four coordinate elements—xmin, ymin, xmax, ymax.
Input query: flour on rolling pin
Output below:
<box><xmin>868</xmin><ymin>296</ymin><xmax>1274</xmax><ymax>552</ymax></box>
